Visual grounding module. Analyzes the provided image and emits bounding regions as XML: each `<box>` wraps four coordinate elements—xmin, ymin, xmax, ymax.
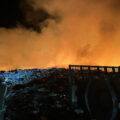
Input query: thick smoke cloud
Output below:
<box><xmin>0</xmin><ymin>0</ymin><xmax>57</xmax><ymax>32</ymax></box>
<box><xmin>0</xmin><ymin>0</ymin><xmax>120</xmax><ymax>70</ymax></box>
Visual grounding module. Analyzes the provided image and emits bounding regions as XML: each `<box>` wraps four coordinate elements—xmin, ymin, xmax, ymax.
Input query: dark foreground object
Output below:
<box><xmin>4</xmin><ymin>68</ymin><xmax>120</xmax><ymax>120</ymax></box>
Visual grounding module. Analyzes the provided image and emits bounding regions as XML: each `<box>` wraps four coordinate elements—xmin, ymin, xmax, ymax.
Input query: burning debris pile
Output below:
<box><xmin>2</xmin><ymin>69</ymin><xmax>50</xmax><ymax>86</ymax></box>
<box><xmin>1</xmin><ymin>66</ymin><xmax>120</xmax><ymax>120</ymax></box>
<box><xmin>4</xmin><ymin>68</ymin><xmax>82</xmax><ymax>120</ymax></box>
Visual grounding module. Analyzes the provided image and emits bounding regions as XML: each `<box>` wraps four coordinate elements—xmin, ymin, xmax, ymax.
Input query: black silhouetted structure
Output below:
<box><xmin>69</xmin><ymin>65</ymin><xmax>120</xmax><ymax>120</ymax></box>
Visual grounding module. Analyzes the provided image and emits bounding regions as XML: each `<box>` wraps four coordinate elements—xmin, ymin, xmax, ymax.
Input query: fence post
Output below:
<box><xmin>118</xmin><ymin>67</ymin><xmax>120</xmax><ymax>73</ymax></box>
<box><xmin>112</xmin><ymin>67</ymin><xmax>115</xmax><ymax>73</ymax></box>
<box><xmin>104</xmin><ymin>67</ymin><xmax>108</xmax><ymax>74</ymax></box>
<box><xmin>69</xmin><ymin>65</ymin><xmax>78</xmax><ymax>106</ymax></box>
<box><xmin>0</xmin><ymin>83</ymin><xmax>7</xmax><ymax>120</ymax></box>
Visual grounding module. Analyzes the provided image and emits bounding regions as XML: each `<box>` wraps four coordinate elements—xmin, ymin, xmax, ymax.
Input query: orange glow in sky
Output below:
<box><xmin>0</xmin><ymin>0</ymin><xmax>120</xmax><ymax>71</ymax></box>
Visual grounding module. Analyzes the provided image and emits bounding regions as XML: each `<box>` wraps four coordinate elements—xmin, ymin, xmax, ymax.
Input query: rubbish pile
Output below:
<box><xmin>0</xmin><ymin>67</ymin><xmax>120</xmax><ymax>120</ymax></box>
<box><xmin>4</xmin><ymin>68</ymin><xmax>86</xmax><ymax>120</ymax></box>
<box><xmin>2</xmin><ymin>69</ymin><xmax>50</xmax><ymax>86</ymax></box>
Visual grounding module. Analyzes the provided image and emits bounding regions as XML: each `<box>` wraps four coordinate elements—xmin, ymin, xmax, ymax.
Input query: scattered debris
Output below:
<box><xmin>0</xmin><ymin>67</ymin><xmax>120</xmax><ymax>120</ymax></box>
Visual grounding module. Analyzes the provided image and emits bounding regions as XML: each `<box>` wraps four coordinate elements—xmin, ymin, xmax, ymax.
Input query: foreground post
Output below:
<box><xmin>0</xmin><ymin>83</ymin><xmax>7</xmax><ymax>120</ymax></box>
<box><xmin>69</xmin><ymin>65</ymin><xmax>78</xmax><ymax>106</ymax></box>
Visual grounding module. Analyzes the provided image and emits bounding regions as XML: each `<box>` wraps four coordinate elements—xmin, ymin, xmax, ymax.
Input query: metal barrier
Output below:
<box><xmin>69</xmin><ymin>65</ymin><xmax>120</xmax><ymax>119</ymax></box>
<box><xmin>69</xmin><ymin>65</ymin><xmax>120</xmax><ymax>73</ymax></box>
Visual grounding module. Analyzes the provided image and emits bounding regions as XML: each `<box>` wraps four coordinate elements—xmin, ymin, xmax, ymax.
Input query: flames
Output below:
<box><xmin>0</xmin><ymin>0</ymin><xmax>120</xmax><ymax>71</ymax></box>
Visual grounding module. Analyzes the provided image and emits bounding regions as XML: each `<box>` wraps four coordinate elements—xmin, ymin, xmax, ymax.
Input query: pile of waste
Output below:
<box><xmin>3</xmin><ymin>68</ymin><xmax>86</xmax><ymax>120</ymax></box>
<box><xmin>0</xmin><ymin>68</ymin><xmax>120</xmax><ymax>120</ymax></box>
<box><xmin>0</xmin><ymin>69</ymin><xmax>50</xmax><ymax>86</ymax></box>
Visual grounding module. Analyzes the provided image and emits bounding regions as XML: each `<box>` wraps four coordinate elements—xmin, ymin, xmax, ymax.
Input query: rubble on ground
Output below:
<box><xmin>4</xmin><ymin>69</ymin><xmax>86</xmax><ymax>120</ymax></box>
<box><xmin>0</xmin><ymin>68</ymin><xmax>120</xmax><ymax>120</ymax></box>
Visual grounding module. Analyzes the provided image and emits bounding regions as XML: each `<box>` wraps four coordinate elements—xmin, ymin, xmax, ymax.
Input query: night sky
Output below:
<box><xmin>0</xmin><ymin>0</ymin><xmax>120</xmax><ymax>70</ymax></box>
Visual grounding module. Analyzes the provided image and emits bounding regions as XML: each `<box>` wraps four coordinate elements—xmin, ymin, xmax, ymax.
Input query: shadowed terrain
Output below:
<box><xmin>2</xmin><ymin>68</ymin><xmax>120</xmax><ymax>120</ymax></box>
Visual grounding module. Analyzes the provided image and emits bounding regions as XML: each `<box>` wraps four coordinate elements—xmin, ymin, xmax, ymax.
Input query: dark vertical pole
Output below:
<box><xmin>80</xmin><ymin>66</ymin><xmax>83</xmax><ymax>74</ymax></box>
<box><xmin>97</xmin><ymin>66</ymin><xmax>100</xmax><ymax>71</ymax></box>
<box><xmin>69</xmin><ymin>65</ymin><xmax>78</xmax><ymax>106</ymax></box>
<box><xmin>0</xmin><ymin>84</ymin><xmax>6</xmax><ymax>120</ymax></box>
<box><xmin>69</xmin><ymin>65</ymin><xmax>72</xmax><ymax>104</ymax></box>
<box><xmin>88</xmin><ymin>66</ymin><xmax>90</xmax><ymax>74</ymax></box>
<box><xmin>104</xmin><ymin>67</ymin><xmax>108</xmax><ymax>74</ymax></box>
<box><xmin>118</xmin><ymin>67</ymin><xmax>120</xmax><ymax>73</ymax></box>
<box><xmin>104</xmin><ymin>75</ymin><xmax>118</xmax><ymax>120</ymax></box>
<box><xmin>112</xmin><ymin>67</ymin><xmax>115</xmax><ymax>73</ymax></box>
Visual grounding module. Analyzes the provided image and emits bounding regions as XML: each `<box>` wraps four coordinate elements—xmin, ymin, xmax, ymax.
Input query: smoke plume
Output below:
<box><xmin>0</xmin><ymin>0</ymin><xmax>120</xmax><ymax>70</ymax></box>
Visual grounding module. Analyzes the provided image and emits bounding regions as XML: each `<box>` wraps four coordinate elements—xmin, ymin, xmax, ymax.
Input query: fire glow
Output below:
<box><xmin>0</xmin><ymin>0</ymin><xmax>120</xmax><ymax>71</ymax></box>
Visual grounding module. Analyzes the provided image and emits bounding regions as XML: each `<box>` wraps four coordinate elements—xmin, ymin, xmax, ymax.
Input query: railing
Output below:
<box><xmin>69</xmin><ymin>65</ymin><xmax>120</xmax><ymax>120</ymax></box>
<box><xmin>69</xmin><ymin>65</ymin><xmax>120</xmax><ymax>73</ymax></box>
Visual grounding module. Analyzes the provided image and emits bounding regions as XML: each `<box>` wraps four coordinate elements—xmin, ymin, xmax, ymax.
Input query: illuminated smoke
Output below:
<box><xmin>0</xmin><ymin>0</ymin><xmax>120</xmax><ymax>70</ymax></box>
